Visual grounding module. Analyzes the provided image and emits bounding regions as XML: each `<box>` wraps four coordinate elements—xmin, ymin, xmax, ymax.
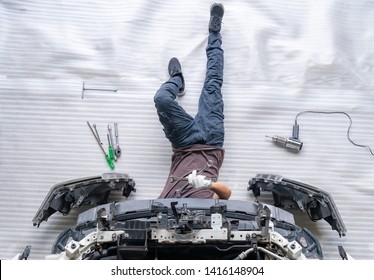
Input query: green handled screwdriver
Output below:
<box><xmin>107</xmin><ymin>133</ymin><xmax>115</xmax><ymax>161</ymax></box>
<box><xmin>87</xmin><ymin>121</ymin><xmax>115</xmax><ymax>170</ymax></box>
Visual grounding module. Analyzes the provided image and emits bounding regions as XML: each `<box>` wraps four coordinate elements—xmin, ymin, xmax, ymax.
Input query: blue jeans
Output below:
<box><xmin>154</xmin><ymin>32</ymin><xmax>224</xmax><ymax>149</ymax></box>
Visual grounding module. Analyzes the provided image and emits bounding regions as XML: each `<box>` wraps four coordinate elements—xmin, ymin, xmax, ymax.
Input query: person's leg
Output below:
<box><xmin>154</xmin><ymin>75</ymin><xmax>203</xmax><ymax>148</ymax></box>
<box><xmin>155</xmin><ymin>3</ymin><xmax>225</xmax><ymax>149</ymax></box>
<box><xmin>195</xmin><ymin>31</ymin><xmax>225</xmax><ymax>147</ymax></box>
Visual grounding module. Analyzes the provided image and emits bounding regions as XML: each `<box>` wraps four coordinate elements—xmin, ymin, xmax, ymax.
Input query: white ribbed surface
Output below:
<box><xmin>1</xmin><ymin>0</ymin><xmax>374</xmax><ymax>260</ymax></box>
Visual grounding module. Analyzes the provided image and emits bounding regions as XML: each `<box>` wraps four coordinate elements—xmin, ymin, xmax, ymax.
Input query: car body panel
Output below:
<box><xmin>248</xmin><ymin>174</ymin><xmax>347</xmax><ymax>237</ymax></box>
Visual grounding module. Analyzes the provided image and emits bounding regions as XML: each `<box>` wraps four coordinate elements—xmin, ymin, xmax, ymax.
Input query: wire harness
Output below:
<box><xmin>267</xmin><ymin>110</ymin><xmax>374</xmax><ymax>156</ymax></box>
<box><xmin>294</xmin><ymin>111</ymin><xmax>374</xmax><ymax>156</ymax></box>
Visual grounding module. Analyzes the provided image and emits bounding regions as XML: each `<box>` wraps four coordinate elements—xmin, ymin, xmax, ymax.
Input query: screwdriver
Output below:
<box><xmin>87</xmin><ymin>121</ymin><xmax>115</xmax><ymax>169</ymax></box>
<box><xmin>107</xmin><ymin>133</ymin><xmax>116</xmax><ymax>161</ymax></box>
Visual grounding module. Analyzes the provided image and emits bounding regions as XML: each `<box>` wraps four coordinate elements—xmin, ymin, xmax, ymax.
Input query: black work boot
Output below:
<box><xmin>168</xmin><ymin>57</ymin><xmax>185</xmax><ymax>96</ymax></box>
<box><xmin>209</xmin><ymin>3</ymin><xmax>224</xmax><ymax>33</ymax></box>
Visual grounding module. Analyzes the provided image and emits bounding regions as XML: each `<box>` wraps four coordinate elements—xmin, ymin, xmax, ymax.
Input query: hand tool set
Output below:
<box><xmin>87</xmin><ymin>121</ymin><xmax>122</xmax><ymax>169</ymax></box>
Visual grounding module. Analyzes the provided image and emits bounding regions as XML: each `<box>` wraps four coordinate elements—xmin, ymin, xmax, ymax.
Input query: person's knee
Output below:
<box><xmin>154</xmin><ymin>91</ymin><xmax>174</xmax><ymax>112</ymax></box>
<box><xmin>205</xmin><ymin>78</ymin><xmax>222</xmax><ymax>94</ymax></box>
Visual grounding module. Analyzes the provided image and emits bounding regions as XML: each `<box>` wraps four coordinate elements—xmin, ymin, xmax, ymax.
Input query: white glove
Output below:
<box><xmin>187</xmin><ymin>170</ymin><xmax>212</xmax><ymax>189</ymax></box>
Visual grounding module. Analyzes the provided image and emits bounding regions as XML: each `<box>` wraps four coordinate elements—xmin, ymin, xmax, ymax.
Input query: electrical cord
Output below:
<box><xmin>294</xmin><ymin>111</ymin><xmax>374</xmax><ymax>156</ymax></box>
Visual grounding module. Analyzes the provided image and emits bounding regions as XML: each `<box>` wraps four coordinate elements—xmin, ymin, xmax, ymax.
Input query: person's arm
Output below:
<box><xmin>187</xmin><ymin>171</ymin><xmax>231</xmax><ymax>199</ymax></box>
<box><xmin>211</xmin><ymin>181</ymin><xmax>231</xmax><ymax>199</ymax></box>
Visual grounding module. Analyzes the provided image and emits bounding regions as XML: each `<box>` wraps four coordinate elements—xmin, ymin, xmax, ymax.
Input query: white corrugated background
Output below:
<box><xmin>1</xmin><ymin>0</ymin><xmax>374</xmax><ymax>260</ymax></box>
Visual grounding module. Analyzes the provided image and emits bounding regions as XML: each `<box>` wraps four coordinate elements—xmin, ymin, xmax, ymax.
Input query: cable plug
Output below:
<box><xmin>266</xmin><ymin>123</ymin><xmax>303</xmax><ymax>151</ymax></box>
<box><xmin>266</xmin><ymin>135</ymin><xmax>303</xmax><ymax>151</ymax></box>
